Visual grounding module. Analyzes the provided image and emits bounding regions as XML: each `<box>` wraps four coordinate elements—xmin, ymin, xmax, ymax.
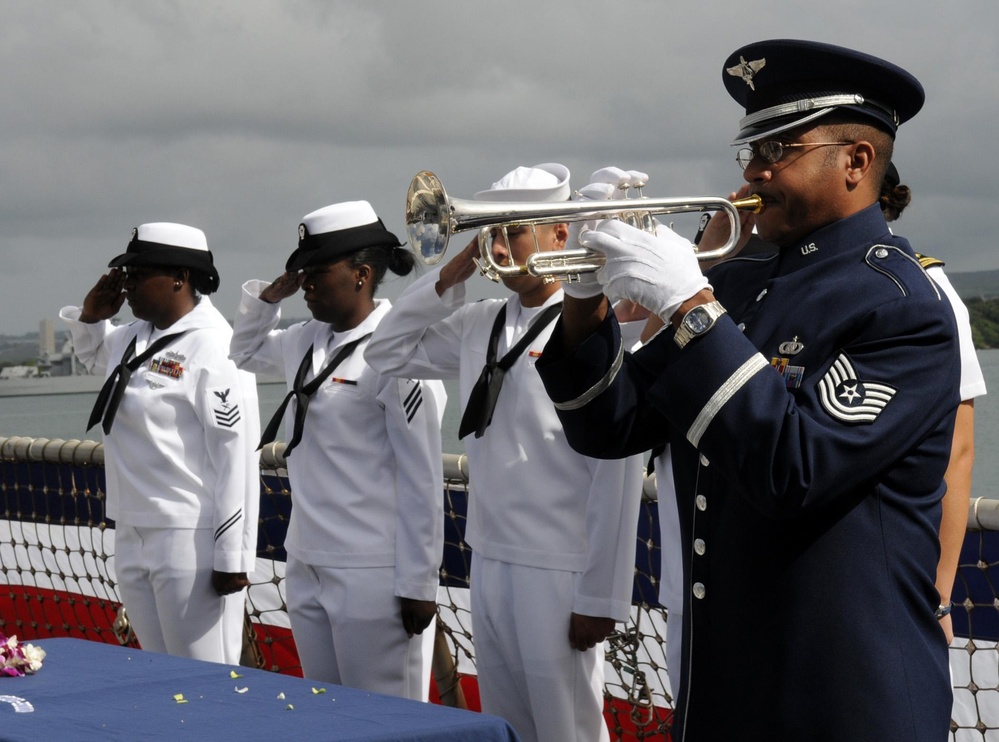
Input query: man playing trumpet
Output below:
<box><xmin>366</xmin><ymin>164</ymin><xmax>643</xmax><ymax>742</ymax></box>
<box><xmin>537</xmin><ymin>40</ymin><xmax>959</xmax><ymax>741</ymax></box>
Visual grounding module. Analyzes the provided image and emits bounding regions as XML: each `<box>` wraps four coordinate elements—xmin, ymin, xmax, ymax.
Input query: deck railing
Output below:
<box><xmin>2</xmin><ymin>435</ymin><xmax>997</xmax><ymax>740</ymax></box>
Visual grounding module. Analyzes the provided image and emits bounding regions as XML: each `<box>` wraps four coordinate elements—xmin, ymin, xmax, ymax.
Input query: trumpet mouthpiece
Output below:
<box><xmin>732</xmin><ymin>194</ymin><xmax>765</xmax><ymax>214</ymax></box>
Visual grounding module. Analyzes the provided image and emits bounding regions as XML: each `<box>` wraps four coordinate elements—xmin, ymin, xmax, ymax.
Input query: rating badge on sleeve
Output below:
<box><xmin>209</xmin><ymin>387</ymin><xmax>242</xmax><ymax>429</ymax></box>
<box><xmin>817</xmin><ymin>353</ymin><xmax>896</xmax><ymax>424</ymax></box>
<box><xmin>400</xmin><ymin>379</ymin><xmax>424</xmax><ymax>426</ymax></box>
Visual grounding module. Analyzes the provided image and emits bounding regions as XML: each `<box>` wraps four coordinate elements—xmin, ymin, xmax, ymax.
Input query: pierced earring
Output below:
<box><xmin>356</xmin><ymin>280</ymin><xmax>364</xmax><ymax>290</ymax></box>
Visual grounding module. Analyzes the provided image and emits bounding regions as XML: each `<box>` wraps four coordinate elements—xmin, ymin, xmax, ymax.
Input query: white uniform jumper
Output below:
<box><xmin>230</xmin><ymin>282</ymin><xmax>446</xmax><ymax>700</ymax></box>
<box><xmin>365</xmin><ymin>269</ymin><xmax>644</xmax><ymax>742</ymax></box>
<box><xmin>60</xmin><ymin>297</ymin><xmax>260</xmax><ymax>664</ymax></box>
<box><xmin>928</xmin><ymin>267</ymin><xmax>986</xmax><ymax>401</ymax></box>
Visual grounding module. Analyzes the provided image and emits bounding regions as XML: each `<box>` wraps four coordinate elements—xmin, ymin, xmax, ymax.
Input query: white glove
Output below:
<box><xmin>561</xmin><ymin>167</ymin><xmax>656</xmax><ymax>300</ymax></box>
<box><xmin>561</xmin><ymin>183</ymin><xmax>618</xmax><ymax>299</ymax></box>
<box><xmin>588</xmin><ymin>166</ymin><xmax>631</xmax><ymax>198</ymax></box>
<box><xmin>626</xmin><ymin>170</ymin><xmax>649</xmax><ymax>188</ymax></box>
<box><xmin>584</xmin><ymin>220</ymin><xmax>710</xmax><ymax>320</ymax></box>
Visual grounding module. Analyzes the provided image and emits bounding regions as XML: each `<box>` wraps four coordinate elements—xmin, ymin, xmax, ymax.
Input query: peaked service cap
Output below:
<box><xmin>722</xmin><ymin>39</ymin><xmax>924</xmax><ymax>145</ymax></box>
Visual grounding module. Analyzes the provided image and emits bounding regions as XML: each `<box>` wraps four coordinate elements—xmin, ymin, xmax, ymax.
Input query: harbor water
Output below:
<box><xmin>2</xmin><ymin>353</ymin><xmax>999</xmax><ymax>499</ymax></box>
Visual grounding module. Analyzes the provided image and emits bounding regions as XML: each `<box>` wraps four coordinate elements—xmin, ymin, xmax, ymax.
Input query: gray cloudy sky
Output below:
<box><xmin>2</xmin><ymin>0</ymin><xmax>996</xmax><ymax>335</ymax></box>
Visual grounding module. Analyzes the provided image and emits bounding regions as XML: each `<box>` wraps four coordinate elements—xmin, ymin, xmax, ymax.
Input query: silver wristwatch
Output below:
<box><xmin>674</xmin><ymin>301</ymin><xmax>727</xmax><ymax>349</ymax></box>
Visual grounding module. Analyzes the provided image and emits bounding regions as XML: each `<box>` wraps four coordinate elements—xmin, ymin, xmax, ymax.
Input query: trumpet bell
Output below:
<box><xmin>406</xmin><ymin>171</ymin><xmax>450</xmax><ymax>265</ymax></box>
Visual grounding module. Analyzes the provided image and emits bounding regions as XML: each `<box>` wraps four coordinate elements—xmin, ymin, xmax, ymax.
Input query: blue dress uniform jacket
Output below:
<box><xmin>537</xmin><ymin>204</ymin><xmax>961</xmax><ymax>741</ymax></box>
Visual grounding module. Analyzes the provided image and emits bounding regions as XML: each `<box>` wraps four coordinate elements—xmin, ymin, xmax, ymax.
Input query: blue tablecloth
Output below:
<box><xmin>0</xmin><ymin>639</ymin><xmax>519</xmax><ymax>741</ymax></box>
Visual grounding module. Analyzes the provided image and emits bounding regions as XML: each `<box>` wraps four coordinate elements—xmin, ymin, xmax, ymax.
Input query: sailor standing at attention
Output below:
<box><xmin>536</xmin><ymin>40</ymin><xmax>960</xmax><ymax>741</ymax></box>
<box><xmin>365</xmin><ymin>164</ymin><xmax>644</xmax><ymax>742</ymax></box>
<box><xmin>61</xmin><ymin>222</ymin><xmax>260</xmax><ymax>665</ymax></box>
<box><xmin>229</xmin><ymin>201</ymin><xmax>446</xmax><ymax>701</ymax></box>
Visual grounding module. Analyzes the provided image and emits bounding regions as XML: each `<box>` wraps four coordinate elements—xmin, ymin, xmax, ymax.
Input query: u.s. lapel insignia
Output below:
<box><xmin>726</xmin><ymin>56</ymin><xmax>766</xmax><ymax>90</ymax></box>
<box><xmin>818</xmin><ymin>353</ymin><xmax>896</xmax><ymax>424</ymax></box>
<box><xmin>778</xmin><ymin>336</ymin><xmax>804</xmax><ymax>356</ymax></box>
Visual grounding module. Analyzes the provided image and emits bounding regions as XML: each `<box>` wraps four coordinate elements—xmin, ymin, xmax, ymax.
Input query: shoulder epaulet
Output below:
<box><xmin>915</xmin><ymin>253</ymin><xmax>945</xmax><ymax>270</ymax></box>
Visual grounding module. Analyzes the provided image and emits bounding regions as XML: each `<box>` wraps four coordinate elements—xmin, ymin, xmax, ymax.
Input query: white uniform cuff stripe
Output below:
<box><xmin>687</xmin><ymin>354</ymin><xmax>769</xmax><ymax>447</ymax></box>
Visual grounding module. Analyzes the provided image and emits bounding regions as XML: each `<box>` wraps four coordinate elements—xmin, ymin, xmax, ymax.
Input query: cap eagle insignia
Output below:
<box><xmin>727</xmin><ymin>56</ymin><xmax>766</xmax><ymax>90</ymax></box>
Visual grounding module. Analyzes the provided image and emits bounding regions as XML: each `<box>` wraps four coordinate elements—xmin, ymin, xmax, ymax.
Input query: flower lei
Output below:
<box><xmin>0</xmin><ymin>633</ymin><xmax>45</xmax><ymax>677</ymax></box>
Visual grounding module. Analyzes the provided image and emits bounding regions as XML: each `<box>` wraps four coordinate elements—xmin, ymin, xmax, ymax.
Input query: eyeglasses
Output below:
<box><xmin>736</xmin><ymin>140</ymin><xmax>854</xmax><ymax>170</ymax></box>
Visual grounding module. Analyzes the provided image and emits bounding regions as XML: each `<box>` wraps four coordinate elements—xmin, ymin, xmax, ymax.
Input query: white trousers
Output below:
<box><xmin>471</xmin><ymin>554</ymin><xmax>609</xmax><ymax>742</ymax></box>
<box><xmin>285</xmin><ymin>558</ymin><xmax>433</xmax><ymax>701</ymax></box>
<box><xmin>115</xmin><ymin>524</ymin><xmax>244</xmax><ymax>664</ymax></box>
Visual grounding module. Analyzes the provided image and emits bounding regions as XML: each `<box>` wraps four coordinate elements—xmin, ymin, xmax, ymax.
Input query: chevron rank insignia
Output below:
<box><xmin>400</xmin><ymin>379</ymin><xmax>424</xmax><ymax>425</ymax></box>
<box><xmin>817</xmin><ymin>354</ymin><xmax>896</xmax><ymax>424</ymax></box>
<box><xmin>208</xmin><ymin>386</ymin><xmax>242</xmax><ymax>429</ymax></box>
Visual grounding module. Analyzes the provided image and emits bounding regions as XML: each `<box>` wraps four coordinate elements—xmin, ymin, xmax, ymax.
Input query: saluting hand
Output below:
<box><xmin>259</xmin><ymin>271</ymin><xmax>305</xmax><ymax>304</ymax></box>
<box><xmin>435</xmin><ymin>236</ymin><xmax>479</xmax><ymax>297</ymax></box>
<box><xmin>78</xmin><ymin>268</ymin><xmax>126</xmax><ymax>323</ymax></box>
<box><xmin>400</xmin><ymin>598</ymin><xmax>438</xmax><ymax>637</ymax></box>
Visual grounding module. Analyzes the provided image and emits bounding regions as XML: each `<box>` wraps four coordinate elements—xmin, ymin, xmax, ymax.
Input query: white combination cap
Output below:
<box><xmin>301</xmin><ymin>201</ymin><xmax>379</xmax><ymax>236</ymax></box>
<box><xmin>287</xmin><ymin>200</ymin><xmax>403</xmax><ymax>271</ymax></box>
<box><xmin>109</xmin><ymin>221</ymin><xmax>219</xmax><ymax>292</ymax></box>
<box><xmin>133</xmin><ymin>222</ymin><xmax>208</xmax><ymax>251</ymax></box>
<box><xmin>474</xmin><ymin>163</ymin><xmax>571</xmax><ymax>203</ymax></box>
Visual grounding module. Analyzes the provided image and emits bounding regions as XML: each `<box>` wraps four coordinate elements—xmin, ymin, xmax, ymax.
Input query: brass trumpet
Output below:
<box><xmin>405</xmin><ymin>170</ymin><xmax>764</xmax><ymax>283</ymax></box>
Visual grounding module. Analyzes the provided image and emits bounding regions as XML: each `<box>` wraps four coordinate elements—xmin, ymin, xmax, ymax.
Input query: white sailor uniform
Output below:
<box><xmin>60</xmin><ymin>297</ymin><xmax>260</xmax><ymax>664</ymax></box>
<box><xmin>229</xmin><ymin>282</ymin><xmax>446</xmax><ymax>701</ymax></box>
<box><xmin>616</xmin><ymin>317</ymin><xmax>685</xmax><ymax>698</ymax></box>
<box><xmin>365</xmin><ymin>269</ymin><xmax>643</xmax><ymax>742</ymax></box>
<box><xmin>926</xmin><ymin>265</ymin><xmax>986</xmax><ymax>401</ymax></box>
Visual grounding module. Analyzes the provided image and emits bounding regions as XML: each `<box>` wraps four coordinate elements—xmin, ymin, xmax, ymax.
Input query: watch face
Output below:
<box><xmin>685</xmin><ymin>306</ymin><xmax>712</xmax><ymax>333</ymax></box>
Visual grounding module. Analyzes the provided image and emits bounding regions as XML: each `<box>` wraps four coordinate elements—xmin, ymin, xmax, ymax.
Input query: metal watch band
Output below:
<box><xmin>674</xmin><ymin>301</ymin><xmax>727</xmax><ymax>349</ymax></box>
